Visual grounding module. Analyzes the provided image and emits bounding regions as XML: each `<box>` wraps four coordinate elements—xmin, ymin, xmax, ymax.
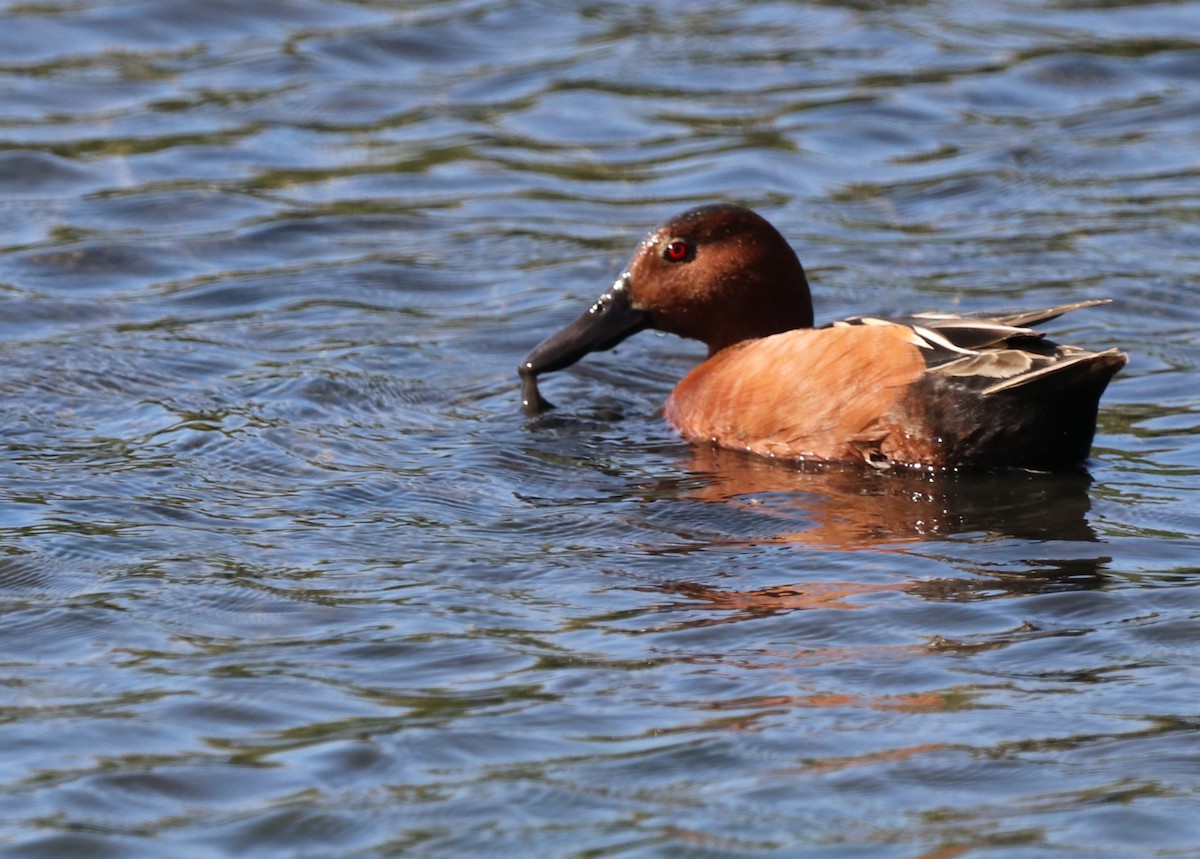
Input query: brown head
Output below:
<box><xmin>519</xmin><ymin>204</ymin><xmax>814</xmax><ymax>413</ymax></box>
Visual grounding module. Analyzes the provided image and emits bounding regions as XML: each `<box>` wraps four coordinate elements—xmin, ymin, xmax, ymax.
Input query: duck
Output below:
<box><xmin>518</xmin><ymin>204</ymin><xmax>1127</xmax><ymax>471</ymax></box>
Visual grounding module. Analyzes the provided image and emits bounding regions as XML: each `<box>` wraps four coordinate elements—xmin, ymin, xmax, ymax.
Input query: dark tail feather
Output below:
<box><xmin>982</xmin><ymin>348</ymin><xmax>1127</xmax><ymax>397</ymax></box>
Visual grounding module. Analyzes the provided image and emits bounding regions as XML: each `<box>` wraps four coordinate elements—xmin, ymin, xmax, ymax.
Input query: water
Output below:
<box><xmin>1</xmin><ymin>0</ymin><xmax>1198</xmax><ymax>856</ymax></box>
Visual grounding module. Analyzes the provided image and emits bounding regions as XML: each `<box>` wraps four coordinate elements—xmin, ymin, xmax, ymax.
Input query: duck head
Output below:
<box><xmin>519</xmin><ymin>204</ymin><xmax>814</xmax><ymax>414</ymax></box>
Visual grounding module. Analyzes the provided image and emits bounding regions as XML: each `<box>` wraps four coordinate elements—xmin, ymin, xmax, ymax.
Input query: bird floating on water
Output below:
<box><xmin>519</xmin><ymin>204</ymin><xmax>1126</xmax><ymax>471</ymax></box>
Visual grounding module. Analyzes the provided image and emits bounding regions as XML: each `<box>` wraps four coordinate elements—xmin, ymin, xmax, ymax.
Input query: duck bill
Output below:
<box><xmin>518</xmin><ymin>273</ymin><xmax>650</xmax><ymax>415</ymax></box>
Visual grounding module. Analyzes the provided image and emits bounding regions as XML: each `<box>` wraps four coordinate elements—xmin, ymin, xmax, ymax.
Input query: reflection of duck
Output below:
<box><xmin>635</xmin><ymin>446</ymin><xmax>1109</xmax><ymax>612</ymax></box>
<box><xmin>521</xmin><ymin>204</ymin><xmax>1126</xmax><ymax>470</ymax></box>
<box><xmin>673</xmin><ymin>445</ymin><xmax>1100</xmax><ymax>548</ymax></box>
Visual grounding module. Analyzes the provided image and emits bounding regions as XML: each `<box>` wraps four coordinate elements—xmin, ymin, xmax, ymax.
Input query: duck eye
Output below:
<box><xmin>663</xmin><ymin>238</ymin><xmax>692</xmax><ymax>263</ymax></box>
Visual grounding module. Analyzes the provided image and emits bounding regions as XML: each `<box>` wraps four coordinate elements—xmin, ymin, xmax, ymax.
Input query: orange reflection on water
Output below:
<box><xmin>711</xmin><ymin>690</ymin><xmax>973</xmax><ymax>718</ymax></box>
<box><xmin>661</xmin><ymin>580</ymin><xmax>905</xmax><ymax>614</ymax></box>
<box><xmin>804</xmin><ymin>742</ymin><xmax>958</xmax><ymax>775</ymax></box>
<box><xmin>670</xmin><ymin>445</ymin><xmax>1097</xmax><ymax>549</ymax></box>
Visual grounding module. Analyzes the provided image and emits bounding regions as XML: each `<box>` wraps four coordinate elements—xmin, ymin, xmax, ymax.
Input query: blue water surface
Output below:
<box><xmin>1</xmin><ymin>1</ymin><xmax>1199</xmax><ymax>856</ymax></box>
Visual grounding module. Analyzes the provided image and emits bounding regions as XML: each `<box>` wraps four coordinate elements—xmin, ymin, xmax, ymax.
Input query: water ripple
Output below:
<box><xmin>1</xmin><ymin>0</ymin><xmax>1199</xmax><ymax>856</ymax></box>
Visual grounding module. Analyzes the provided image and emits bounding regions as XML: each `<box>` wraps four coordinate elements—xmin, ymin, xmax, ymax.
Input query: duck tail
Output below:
<box><xmin>981</xmin><ymin>348</ymin><xmax>1127</xmax><ymax>397</ymax></box>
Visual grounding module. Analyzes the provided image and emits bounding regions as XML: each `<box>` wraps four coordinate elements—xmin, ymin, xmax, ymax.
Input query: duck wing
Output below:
<box><xmin>829</xmin><ymin>299</ymin><xmax>1124</xmax><ymax>392</ymax></box>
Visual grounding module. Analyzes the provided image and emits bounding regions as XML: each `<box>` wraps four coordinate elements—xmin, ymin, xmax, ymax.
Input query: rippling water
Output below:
<box><xmin>1</xmin><ymin>1</ymin><xmax>1199</xmax><ymax>856</ymax></box>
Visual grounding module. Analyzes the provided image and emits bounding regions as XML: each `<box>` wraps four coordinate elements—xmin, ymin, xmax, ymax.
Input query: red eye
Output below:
<box><xmin>663</xmin><ymin>239</ymin><xmax>692</xmax><ymax>262</ymax></box>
